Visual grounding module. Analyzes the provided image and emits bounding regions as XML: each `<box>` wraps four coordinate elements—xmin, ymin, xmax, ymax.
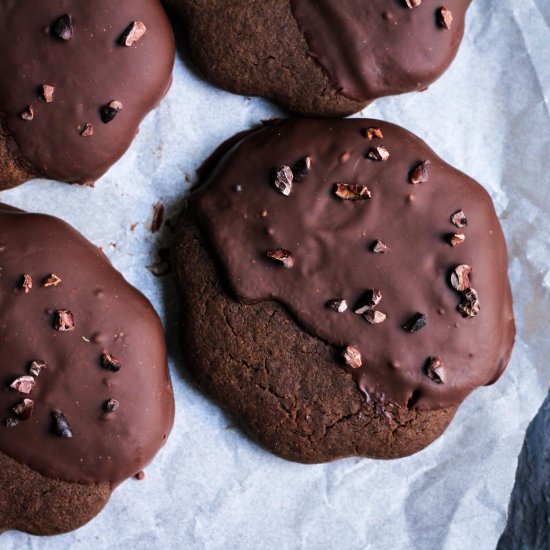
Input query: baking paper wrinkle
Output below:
<box><xmin>0</xmin><ymin>0</ymin><xmax>549</xmax><ymax>548</ymax></box>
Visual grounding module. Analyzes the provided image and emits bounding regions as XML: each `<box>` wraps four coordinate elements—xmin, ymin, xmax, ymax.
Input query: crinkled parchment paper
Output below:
<box><xmin>2</xmin><ymin>1</ymin><xmax>549</xmax><ymax>548</ymax></box>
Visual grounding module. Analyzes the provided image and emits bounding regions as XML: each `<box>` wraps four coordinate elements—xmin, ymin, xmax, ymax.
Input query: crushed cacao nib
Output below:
<box><xmin>364</xmin><ymin>127</ymin><xmax>384</xmax><ymax>140</ymax></box>
<box><xmin>409</xmin><ymin>160</ymin><xmax>431</xmax><ymax>184</ymax></box>
<box><xmin>21</xmin><ymin>273</ymin><xmax>33</xmax><ymax>293</ymax></box>
<box><xmin>326</xmin><ymin>299</ymin><xmax>348</xmax><ymax>313</ymax></box>
<box><xmin>292</xmin><ymin>156</ymin><xmax>312</xmax><ymax>182</ymax></box>
<box><xmin>29</xmin><ymin>360</ymin><xmax>47</xmax><ymax>377</ymax></box>
<box><xmin>365</xmin><ymin>310</ymin><xmax>387</xmax><ymax>324</ymax></box>
<box><xmin>450</xmin><ymin>210</ymin><xmax>468</xmax><ymax>228</ymax></box>
<box><xmin>10</xmin><ymin>376</ymin><xmax>35</xmax><ymax>395</ymax></box>
<box><xmin>458</xmin><ymin>288</ymin><xmax>481</xmax><ymax>318</ymax></box>
<box><xmin>450</xmin><ymin>264</ymin><xmax>472</xmax><ymax>291</ymax></box>
<box><xmin>150</xmin><ymin>201</ymin><xmax>165</xmax><ymax>233</ymax></box>
<box><xmin>448</xmin><ymin>233</ymin><xmax>466</xmax><ymax>246</ymax></box>
<box><xmin>41</xmin><ymin>84</ymin><xmax>55</xmax><ymax>103</ymax></box>
<box><xmin>43</xmin><ymin>273</ymin><xmax>62</xmax><ymax>287</ymax></box>
<box><xmin>20</xmin><ymin>105</ymin><xmax>35</xmax><ymax>121</ymax></box>
<box><xmin>426</xmin><ymin>357</ymin><xmax>447</xmax><ymax>384</ymax></box>
<box><xmin>54</xmin><ymin>309</ymin><xmax>75</xmax><ymax>331</ymax></box>
<box><xmin>52</xmin><ymin>410</ymin><xmax>73</xmax><ymax>438</ymax></box>
<box><xmin>52</xmin><ymin>14</ymin><xmax>73</xmax><ymax>41</ymax></box>
<box><xmin>438</xmin><ymin>7</ymin><xmax>453</xmax><ymax>29</ymax></box>
<box><xmin>5</xmin><ymin>417</ymin><xmax>19</xmax><ymax>428</ymax></box>
<box><xmin>13</xmin><ymin>399</ymin><xmax>34</xmax><ymax>420</ymax></box>
<box><xmin>266</xmin><ymin>248</ymin><xmax>295</xmax><ymax>268</ymax></box>
<box><xmin>105</xmin><ymin>399</ymin><xmax>120</xmax><ymax>412</ymax></box>
<box><xmin>102</xmin><ymin>353</ymin><xmax>122</xmax><ymax>372</ymax></box>
<box><xmin>334</xmin><ymin>183</ymin><xmax>371</xmax><ymax>200</ymax></box>
<box><xmin>274</xmin><ymin>165</ymin><xmax>294</xmax><ymax>196</ymax></box>
<box><xmin>342</xmin><ymin>345</ymin><xmax>362</xmax><ymax>369</ymax></box>
<box><xmin>354</xmin><ymin>289</ymin><xmax>382</xmax><ymax>314</ymax></box>
<box><xmin>403</xmin><ymin>313</ymin><xmax>428</xmax><ymax>333</ymax></box>
<box><xmin>405</xmin><ymin>0</ymin><xmax>422</xmax><ymax>8</ymax></box>
<box><xmin>373</xmin><ymin>240</ymin><xmax>390</xmax><ymax>254</ymax></box>
<box><xmin>80</xmin><ymin>123</ymin><xmax>94</xmax><ymax>137</ymax></box>
<box><xmin>367</xmin><ymin>146</ymin><xmax>390</xmax><ymax>161</ymax></box>
<box><xmin>101</xmin><ymin>100</ymin><xmax>124</xmax><ymax>124</ymax></box>
<box><xmin>120</xmin><ymin>21</ymin><xmax>147</xmax><ymax>46</ymax></box>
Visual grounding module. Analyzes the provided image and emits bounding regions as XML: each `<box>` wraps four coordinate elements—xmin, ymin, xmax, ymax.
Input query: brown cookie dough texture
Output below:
<box><xmin>0</xmin><ymin>0</ymin><xmax>175</xmax><ymax>189</ymax></box>
<box><xmin>173</xmin><ymin>118</ymin><xmax>515</xmax><ymax>463</ymax></box>
<box><xmin>171</xmin><ymin>0</ymin><xmax>470</xmax><ymax>116</ymax></box>
<box><xmin>0</xmin><ymin>204</ymin><xmax>174</xmax><ymax>535</ymax></box>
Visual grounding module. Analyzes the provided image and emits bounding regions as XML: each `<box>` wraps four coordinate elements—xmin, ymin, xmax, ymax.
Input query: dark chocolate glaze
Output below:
<box><xmin>191</xmin><ymin>119</ymin><xmax>515</xmax><ymax>410</ymax></box>
<box><xmin>0</xmin><ymin>0</ymin><xmax>175</xmax><ymax>184</ymax></box>
<box><xmin>290</xmin><ymin>0</ymin><xmax>471</xmax><ymax>102</ymax></box>
<box><xmin>0</xmin><ymin>204</ymin><xmax>174</xmax><ymax>485</ymax></box>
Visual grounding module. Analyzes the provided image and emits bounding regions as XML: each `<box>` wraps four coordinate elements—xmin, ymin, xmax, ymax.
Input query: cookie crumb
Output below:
<box><xmin>450</xmin><ymin>264</ymin><xmax>472</xmax><ymax>291</ymax></box>
<box><xmin>373</xmin><ymin>240</ymin><xmax>390</xmax><ymax>254</ymax></box>
<box><xmin>54</xmin><ymin>310</ymin><xmax>75</xmax><ymax>331</ymax></box>
<box><xmin>450</xmin><ymin>210</ymin><xmax>468</xmax><ymax>228</ymax></box>
<box><xmin>43</xmin><ymin>273</ymin><xmax>62</xmax><ymax>287</ymax></box>
<box><xmin>120</xmin><ymin>21</ymin><xmax>147</xmax><ymax>46</ymax></box>
<box><xmin>437</xmin><ymin>7</ymin><xmax>453</xmax><ymax>29</ymax></box>
<box><xmin>10</xmin><ymin>376</ymin><xmax>36</xmax><ymax>395</ymax></box>
<box><xmin>274</xmin><ymin>166</ymin><xmax>294</xmax><ymax>196</ymax></box>
<box><xmin>334</xmin><ymin>183</ymin><xmax>371</xmax><ymax>200</ymax></box>
<box><xmin>367</xmin><ymin>146</ymin><xmax>390</xmax><ymax>161</ymax></box>
<box><xmin>41</xmin><ymin>84</ymin><xmax>55</xmax><ymax>103</ymax></box>
<box><xmin>365</xmin><ymin>310</ymin><xmax>387</xmax><ymax>324</ymax></box>
<box><xmin>409</xmin><ymin>160</ymin><xmax>430</xmax><ymax>184</ymax></box>
<box><xmin>326</xmin><ymin>299</ymin><xmax>348</xmax><ymax>313</ymax></box>
<box><xmin>343</xmin><ymin>345</ymin><xmax>362</xmax><ymax>369</ymax></box>
<box><xmin>426</xmin><ymin>357</ymin><xmax>447</xmax><ymax>383</ymax></box>
<box><xmin>29</xmin><ymin>360</ymin><xmax>47</xmax><ymax>377</ymax></box>
<box><xmin>21</xmin><ymin>273</ymin><xmax>33</xmax><ymax>293</ymax></box>
<box><xmin>102</xmin><ymin>353</ymin><xmax>122</xmax><ymax>372</ymax></box>
<box><xmin>364</xmin><ymin>127</ymin><xmax>384</xmax><ymax>140</ymax></box>
<box><xmin>20</xmin><ymin>105</ymin><xmax>35</xmax><ymax>121</ymax></box>
<box><xmin>266</xmin><ymin>248</ymin><xmax>295</xmax><ymax>268</ymax></box>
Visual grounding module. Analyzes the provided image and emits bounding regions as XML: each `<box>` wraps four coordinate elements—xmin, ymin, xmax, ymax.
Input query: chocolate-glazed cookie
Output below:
<box><xmin>173</xmin><ymin>118</ymin><xmax>515</xmax><ymax>463</ymax></box>
<box><xmin>0</xmin><ymin>0</ymin><xmax>175</xmax><ymax>189</ymax></box>
<box><xmin>0</xmin><ymin>204</ymin><xmax>174</xmax><ymax>535</ymax></box>
<box><xmin>170</xmin><ymin>0</ymin><xmax>470</xmax><ymax>116</ymax></box>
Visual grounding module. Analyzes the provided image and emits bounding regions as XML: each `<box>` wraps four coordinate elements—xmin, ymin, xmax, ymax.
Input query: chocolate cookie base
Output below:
<box><xmin>0</xmin><ymin>119</ymin><xmax>35</xmax><ymax>191</ymax></box>
<box><xmin>0</xmin><ymin>451</ymin><xmax>110</xmax><ymax>536</ymax></box>
<box><xmin>174</xmin><ymin>217</ymin><xmax>457</xmax><ymax>463</ymax></box>
<box><xmin>171</xmin><ymin>0</ymin><xmax>367</xmax><ymax>117</ymax></box>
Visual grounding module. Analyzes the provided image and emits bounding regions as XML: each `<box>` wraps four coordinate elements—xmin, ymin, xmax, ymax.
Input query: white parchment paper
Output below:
<box><xmin>2</xmin><ymin>1</ymin><xmax>549</xmax><ymax>548</ymax></box>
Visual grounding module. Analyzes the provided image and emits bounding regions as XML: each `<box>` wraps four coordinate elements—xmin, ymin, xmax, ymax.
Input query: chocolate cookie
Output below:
<box><xmin>0</xmin><ymin>204</ymin><xmax>174</xmax><ymax>535</ymax></box>
<box><xmin>173</xmin><ymin>118</ymin><xmax>515</xmax><ymax>463</ymax></box>
<box><xmin>0</xmin><ymin>0</ymin><xmax>175</xmax><ymax>189</ymax></box>
<box><xmin>170</xmin><ymin>0</ymin><xmax>470</xmax><ymax>116</ymax></box>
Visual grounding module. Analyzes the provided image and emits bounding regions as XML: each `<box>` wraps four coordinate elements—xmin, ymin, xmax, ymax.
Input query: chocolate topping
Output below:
<box><xmin>0</xmin><ymin>204</ymin><xmax>174</xmax><ymax>485</ymax></box>
<box><xmin>290</xmin><ymin>0</ymin><xmax>471</xmax><ymax>101</ymax></box>
<box><xmin>0</xmin><ymin>1</ymin><xmax>175</xmax><ymax>184</ymax></box>
<box><xmin>190</xmin><ymin>119</ymin><xmax>515</xmax><ymax>410</ymax></box>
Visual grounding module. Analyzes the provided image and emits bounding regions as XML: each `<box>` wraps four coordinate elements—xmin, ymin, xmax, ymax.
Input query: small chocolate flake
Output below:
<box><xmin>150</xmin><ymin>201</ymin><xmax>165</xmax><ymax>233</ymax></box>
<box><xmin>104</xmin><ymin>399</ymin><xmax>120</xmax><ymax>412</ymax></box>
<box><xmin>21</xmin><ymin>273</ymin><xmax>33</xmax><ymax>293</ymax></box>
<box><xmin>365</xmin><ymin>310</ymin><xmax>387</xmax><ymax>324</ymax></box>
<box><xmin>342</xmin><ymin>345</ymin><xmax>362</xmax><ymax>369</ymax></box>
<box><xmin>101</xmin><ymin>100</ymin><xmax>123</xmax><ymax>124</ymax></box>
<box><xmin>426</xmin><ymin>357</ymin><xmax>447</xmax><ymax>384</ymax></box>
<box><xmin>409</xmin><ymin>160</ymin><xmax>431</xmax><ymax>184</ymax></box>
<box><xmin>365</xmin><ymin>127</ymin><xmax>384</xmax><ymax>140</ymax></box>
<box><xmin>367</xmin><ymin>146</ymin><xmax>390</xmax><ymax>161</ymax></box>
<box><xmin>458</xmin><ymin>288</ymin><xmax>480</xmax><ymax>318</ymax></box>
<box><xmin>326</xmin><ymin>299</ymin><xmax>348</xmax><ymax>313</ymax></box>
<box><xmin>120</xmin><ymin>21</ymin><xmax>147</xmax><ymax>46</ymax></box>
<box><xmin>334</xmin><ymin>183</ymin><xmax>371</xmax><ymax>200</ymax></box>
<box><xmin>5</xmin><ymin>418</ymin><xmax>19</xmax><ymax>428</ymax></box>
<box><xmin>20</xmin><ymin>105</ymin><xmax>35</xmax><ymax>121</ymax></box>
<box><xmin>354</xmin><ymin>289</ymin><xmax>382</xmax><ymax>314</ymax></box>
<box><xmin>52</xmin><ymin>410</ymin><xmax>73</xmax><ymax>438</ymax></box>
<box><xmin>52</xmin><ymin>14</ymin><xmax>73</xmax><ymax>41</ymax></box>
<box><xmin>450</xmin><ymin>264</ymin><xmax>472</xmax><ymax>292</ymax></box>
<box><xmin>102</xmin><ymin>353</ymin><xmax>122</xmax><ymax>372</ymax></box>
<box><xmin>42</xmin><ymin>84</ymin><xmax>55</xmax><ymax>103</ymax></box>
<box><xmin>373</xmin><ymin>240</ymin><xmax>390</xmax><ymax>254</ymax></box>
<box><xmin>274</xmin><ymin>165</ymin><xmax>294</xmax><ymax>196</ymax></box>
<box><xmin>43</xmin><ymin>273</ymin><xmax>62</xmax><ymax>287</ymax></box>
<box><xmin>266</xmin><ymin>248</ymin><xmax>295</xmax><ymax>269</ymax></box>
<box><xmin>448</xmin><ymin>233</ymin><xmax>466</xmax><ymax>247</ymax></box>
<box><xmin>10</xmin><ymin>376</ymin><xmax>36</xmax><ymax>395</ymax></box>
<box><xmin>29</xmin><ymin>360</ymin><xmax>47</xmax><ymax>377</ymax></box>
<box><xmin>13</xmin><ymin>399</ymin><xmax>34</xmax><ymax>420</ymax></box>
<box><xmin>54</xmin><ymin>309</ymin><xmax>75</xmax><ymax>331</ymax></box>
<box><xmin>80</xmin><ymin>123</ymin><xmax>94</xmax><ymax>137</ymax></box>
<box><xmin>292</xmin><ymin>156</ymin><xmax>312</xmax><ymax>183</ymax></box>
<box><xmin>403</xmin><ymin>313</ymin><xmax>428</xmax><ymax>333</ymax></box>
<box><xmin>450</xmin><ymin>210</ymin><xmax>468</xmax><ymax>228</ymax></box>
<box><xmin>437</xmin><ymin>6</ymin><xmax>453</xmax><ymax>29</ymax></box>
